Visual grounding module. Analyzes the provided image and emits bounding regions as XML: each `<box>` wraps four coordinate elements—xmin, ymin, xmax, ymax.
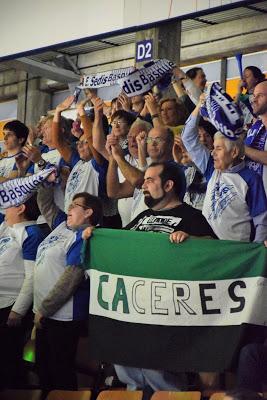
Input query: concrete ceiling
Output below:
<box><xmin>0</xmin><ymin>1</ymin><xmax>266</xmax><ymax>77</ymax></box>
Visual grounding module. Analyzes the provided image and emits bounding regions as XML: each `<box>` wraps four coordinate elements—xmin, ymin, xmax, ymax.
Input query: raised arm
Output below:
<box><xmin>181</xmin><ymin>97</ymin><xmax>211</xmax><ymax>175</ymax></box>
<box><xmin>37</xmin><ymin>184</ymin><xmax>62</xmax><ymax>229</ymax></box>
<box><xmin>173</xmin><ymin>67</ymin><xmax>202</xmax><ymax>105</ymax></box>
<box><xmin>52</xmin><ymin>95</ymin><xmax>75</xmax><ymax>163</ymax></box>
<box><xmin>245</xmin><ymin>146</ymin><xmax>267</xmax><ymax>166</ymax></box>
<box><xmin>76</xmin><ymin>100</ymin><xmax>104</xmax><ymax>165</ymax></box>
<box><xmin>106</xmin><ymin>155</ymin><xmax>134</xmax><ymax>199</ymax></box>
<box><xmin>92</xmin><ymin>97</ymin><xmax>110</xmax><ymax>160</ymax></box>
<box><xmin>109</xmin><ymin>137</ymin><xmax>144</xmax><ymax>188</ymax></box>
<box><xmin>144</xmin><ymin>93</ymin><xmax>162</xmax><ymax>128</ymax></box>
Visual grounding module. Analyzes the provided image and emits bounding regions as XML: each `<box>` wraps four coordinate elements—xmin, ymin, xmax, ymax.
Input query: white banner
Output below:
<box><xmin>79</xmin><ymin>67</ymin><xmax>135</xmax><ymax>89</ymax></box>
<box><xmin>118</xmin><ymin>59</ymin><xmax>175</xmax><ymax>97</ymax></box>
<box><xmin>88</xmin><ymin>269</ymin><xmax>267</xmax><ymax>327</ymax></box>
<box><xmin>0</xmin><ymin>167</ymin><xmax>54</xmax><ymax>208</ymax></box>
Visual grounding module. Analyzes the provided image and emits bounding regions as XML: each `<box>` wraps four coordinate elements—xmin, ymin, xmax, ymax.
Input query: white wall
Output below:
<box><xmin>0</xmin><ymin>100</ymin><xmax>17</xmax><ymax>120</ymax></box>
<box><xmin>0</xmin><ymin>0</ymin><xmax>243</xmax><ymax>59</ymax></box>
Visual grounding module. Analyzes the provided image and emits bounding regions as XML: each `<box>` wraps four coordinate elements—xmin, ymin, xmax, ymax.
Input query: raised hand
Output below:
<box><xmin>118</xmin><ymin>92</ymin><xmax>131</xmax><ymax>112</ymax></box>
<box><xmin>136</xmin><ymin>130</ymin><xmax>147</xmax><ymax>148</ymax></box>
<box><xmin>15</xmin><ymin>153</ymin><xmax>32</xmax><ymax>176</ymax></box>
<box><xmin>105</xmin><ymin>133</ymin><xmax>119</xmax><ymax>156</ymax></box>
<box><xmin>56</xmin><ymin>95</ymin><xmax>75</xmax><ymax>113</ymax></box>
<box><xmin>92</xmin><ymin>97</ymin><xmax>104</xmax><ymax>115</ymax></box>
<box><xmin>172</xmin><ymin>135</ymin><xmax>183</xmax><ymax>163</ymax></box>
<box><xmin>172</xmin><ymin>67</ymin><xmax>186</xmax><ymax>80</ymax></box>
<box><xmin>144</xmin><ymin>93</ymin><xmax>159</xmax><ymax>116</ymax></box>
<box><xmin>22</xmin><ymin>144</ymin><xmax>42</xmax><ymax>163</ymax></box>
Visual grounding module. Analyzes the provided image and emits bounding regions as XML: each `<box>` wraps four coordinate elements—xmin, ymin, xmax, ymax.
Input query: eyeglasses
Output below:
<box><xmin>146</xmin><ymin>137</ymin><xmax>166</xmax><ymax>144</ymax></box>
<box><xmin>111</xmin><ymin>120</ymin><xmax>128</xmax><ymax>127</ymax></box>
<box><xmin>68</xmin><ymin>202</ymin><xmax>90</xmax><ymax>211</ymax></box>
<box><xmin>76</xmin><ymin>140</ymin><xmax>89</xmax><ymax>147</ymax></box>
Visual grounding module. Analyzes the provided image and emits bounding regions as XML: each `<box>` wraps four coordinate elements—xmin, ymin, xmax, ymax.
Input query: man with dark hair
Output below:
<box><xmin>0</xmin><ymin>193</ymin><xmax>44</xmax><ymax>388</ymax></box>
<box><xmin>113</xmin><ymin>161</ymin><xmax>215</xmax><ymax>392</ymax></box>
<box><xmin>126</xmin><ymin>161</ymin><xmax>215</xmax><ymax>238</ymax></box>
<box><xmin>3</xmin><ymin>120</ymin><xmax>29</xmax><ymax>147</ymax></box>
<box><xmin>0</xmin><ymin>119</ymin><xmax>31</xmax><ymax>182</ymax></box>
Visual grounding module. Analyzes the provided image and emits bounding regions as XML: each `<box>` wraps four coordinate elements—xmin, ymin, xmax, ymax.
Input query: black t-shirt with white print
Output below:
<box><xmin>126</xmin><ymin>203</ymin><xmax>216</xmax><ymax>237</ymax></box>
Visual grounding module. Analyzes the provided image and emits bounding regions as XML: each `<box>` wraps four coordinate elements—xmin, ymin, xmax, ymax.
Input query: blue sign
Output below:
<box><xmin>136</xmin><ymin>39</ymin><xmax>153</xmax><ymax>62</ymax></box>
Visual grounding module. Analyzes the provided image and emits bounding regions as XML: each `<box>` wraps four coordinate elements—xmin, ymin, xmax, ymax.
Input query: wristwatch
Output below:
<box><xmin>37</xmin><ymin>158</ymin><xmax>47</xmax><ymax>170</ymax></box>
<box><xmin>151</xmin><ymin>114</ymin><xmax>159</xmax><ymax>120</ymax></box>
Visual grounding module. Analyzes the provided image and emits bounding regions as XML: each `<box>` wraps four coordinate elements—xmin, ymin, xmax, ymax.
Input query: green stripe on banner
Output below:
<box><xmin>84</xmin><ymin>229</ymin><xmax>267</xmax><ymax>281</ymax></box>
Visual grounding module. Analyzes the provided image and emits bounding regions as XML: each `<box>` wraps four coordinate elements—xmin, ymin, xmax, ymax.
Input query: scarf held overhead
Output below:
<box><xmin>0</xmin><ymin>167</ymin><xmax>55</xmax><ymax>208</ymax></box>
<box><xmin>118</xmin><ymin>59</ymin><xmax>175</xmax><ymax>97</ymax></box>
<box><xmin>79</xmin><ymin>67</ymin><xmax>135</xmax><ymax>89</ymax></box>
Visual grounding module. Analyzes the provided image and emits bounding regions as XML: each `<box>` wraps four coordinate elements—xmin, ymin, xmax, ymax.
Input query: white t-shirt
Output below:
<box><xmin>64</xmin><ymin>157</ymin><xmax>107</xmax><ymax>213</ymax></box>
<box><xmin>202</xmin><ymin>162</ymin><xmax>267</xmax><ymax>241</ymax></box>
<box><xmin>118</xmin><ymin>155</ymin><xmax>138</xmax><ymax>227</ymax></box>
<box><xmin>0</xmin><ymin>154</ymin><xmax>18</xmax><ymax>178</ymax></box>
<box><xmin>34</xmin><ymin>221</ymin><xmax>88</xmax><ymax>321</ymax></box>
<box><xmin>0</xmin><ymin>221</ymin><xmax>44</xmax><ymax>313</ymax></box>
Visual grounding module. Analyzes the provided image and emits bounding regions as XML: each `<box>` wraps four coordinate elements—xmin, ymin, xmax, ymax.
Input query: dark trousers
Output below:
<box><xmin>237</xmin><ymin>343</ymin><xmax>267</xmax><ymax>392</ymax></box>
<box><xmin>35</xmin><ymin>317</ymin><xmax>85</xmax><ymax>392</ymax></box>
<box><xmin>0</xmin><ymin>305</ymin><xmax>33</xmax><ymax>389</ymax></box>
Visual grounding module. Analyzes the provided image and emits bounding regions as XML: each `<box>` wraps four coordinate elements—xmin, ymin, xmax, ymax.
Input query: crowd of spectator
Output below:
<box><xmin>0</xmin><ymin>61</ymin><xmax>266</xmax><ymax>398</ymax></box>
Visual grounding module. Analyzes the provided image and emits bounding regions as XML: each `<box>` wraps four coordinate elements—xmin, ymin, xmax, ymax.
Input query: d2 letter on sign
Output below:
<box><xmin>136</xmin><ymin>39</ymin><xmax>153</xmax><ymax>62</ymax></box>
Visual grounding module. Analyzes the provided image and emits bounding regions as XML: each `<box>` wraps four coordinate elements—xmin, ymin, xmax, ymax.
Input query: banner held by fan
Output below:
<box><xmin>79</xmin><ymin>67</ymin><xmax>135</xmax><ymax>89</ymax></box>
<box><xmin>0</xmin><ymin>167</ymin><xmax>55</xmax><ymax>209</ymax></box>
<box><xmin>118</xmin><ymin>59</ymin><xmax>175</xmax><ymax>97</ymax></box>
<box><xmin>200</xmin><ymin>82</ymin><xmax>244</xmax><ymax>140</ymax></box>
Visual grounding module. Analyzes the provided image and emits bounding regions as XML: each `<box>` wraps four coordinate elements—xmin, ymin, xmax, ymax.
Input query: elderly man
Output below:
<box><xmin>245</xmin><ymin>80</ymin><xmax>267</xmax><ymax>194</ymax></box>
<box><xmin>182</xmin><ymin>96</ymin><xmax>267</xmax><ymax>242</ymax></box>
<box><xmin>106</xmin><ymin>119</ymin><xmax>152</xmax><ymax>226</ymax></box>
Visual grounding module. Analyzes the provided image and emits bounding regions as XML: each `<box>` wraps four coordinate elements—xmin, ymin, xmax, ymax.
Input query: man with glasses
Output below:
<box><xmin>106</xmin><ymin>119</ymin><xmax>152</xmax><ymax>226</ymax></box>
<box><xmin>245</xmin><ymin>80</ymin><xmax>267</xmax><ymax>194</ymax></box>
<box><xmin>106</xmin><ymin>125</ymin><xmax>175</xmax><ymax>222</ymax></box>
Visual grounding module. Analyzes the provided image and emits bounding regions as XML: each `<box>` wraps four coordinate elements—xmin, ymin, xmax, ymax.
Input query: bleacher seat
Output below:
<box><xmin>209</xmin><ymin>393</ymin><xmax>225</xmax><ymax>400</ymax></box>
<box><xmin>46</xmin><ymin>390</ymin><xmax>91</xmax><ymax>400</ymax></box>
<box><xmin>96</xmin><ymin>390</ymin><xmax>143</xmax><ymax>400</ymax></box>
<box><xmin>0</xmin><ymin>389</ymin><xmax>42</xmax><ymax>400</ymax></box>
<box><xmin>151</xmin><ymin>391</ymin><xmax>201</xmax><ymax>400</ymax></box>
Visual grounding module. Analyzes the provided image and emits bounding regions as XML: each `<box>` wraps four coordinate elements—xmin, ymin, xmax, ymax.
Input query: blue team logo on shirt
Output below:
<box><xmin>36</xmin><ymin>234</ymin><xmax>63</xmax><ymax>265</ymax></box>
<box><xmin>208</xmin><ymin>182</ymin><xmax>237</xmax><ymax>220</ymax></box>
<box><xmin>0</xmin><ymin>236</ymin><xmax>12</xmax><ymax>256</ymax></box>
<box><xmin>67</xmin><ymin>165</ymin><xmax>85</xmax><ymax>195</ymax></box>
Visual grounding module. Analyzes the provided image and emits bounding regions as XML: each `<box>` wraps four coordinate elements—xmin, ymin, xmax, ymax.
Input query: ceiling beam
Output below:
<box><xmin>3</xmin><ymin>57</ymin><xmax>80</xmax><ymax>83</ymax></box>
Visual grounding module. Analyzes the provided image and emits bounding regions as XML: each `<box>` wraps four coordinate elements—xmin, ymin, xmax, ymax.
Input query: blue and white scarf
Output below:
<box><xmin>200</xmin><ymin>82</ymin><xmax>244</xmax><ymax>140</ymax></box>
<box><xmin>0</xmin><ymin>167</ymin><xmax>55</xmax><ymax>208</ymax></box>
<box><xmin>245</xmin><ymin>120</ymin><xmax>267</xmax><ymax>176</ymax></box>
